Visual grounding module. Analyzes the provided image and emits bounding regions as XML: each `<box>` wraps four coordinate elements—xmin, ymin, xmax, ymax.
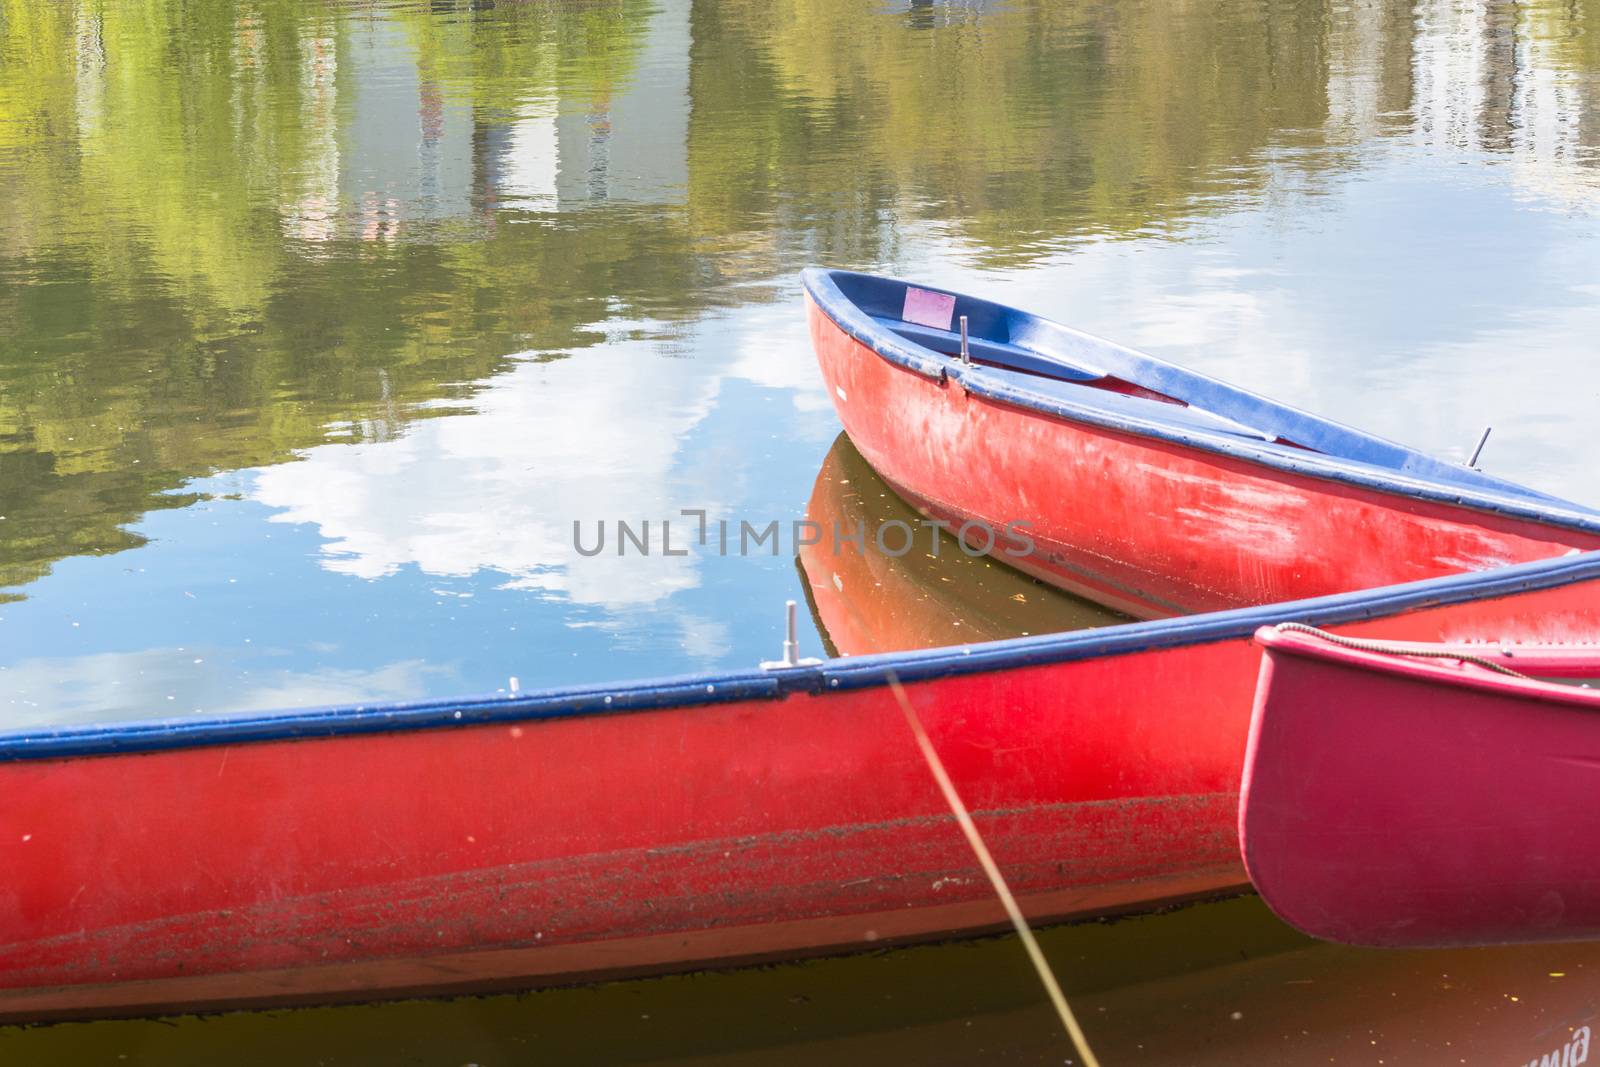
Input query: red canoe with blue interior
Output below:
<box><xmin>6</xmin><ymin>551</ymin><xmax>1600</xmax><ymax>1021</ymax></box>
<box><xmin>1241</xmin><ymin>625</ymin><xmax>1600</xmax><ymax>948</ymax></box>
<box><xmin>803</xmin><ymin>268</ymin><xmax>1600</xmax><ymax>617</ymax></box>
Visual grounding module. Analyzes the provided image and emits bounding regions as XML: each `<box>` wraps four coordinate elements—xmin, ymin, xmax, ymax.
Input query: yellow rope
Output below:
<box><xmin>884</xmin><ymin>672</ymin><xmax>1103</xmax><ymax>1067</ymax></box>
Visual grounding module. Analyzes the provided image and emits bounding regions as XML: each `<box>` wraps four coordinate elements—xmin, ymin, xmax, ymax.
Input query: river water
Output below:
<box><xmin>2</xmin><ymin>0</ymin><xmax>1599</xmax><ymax>1060</ymax></box>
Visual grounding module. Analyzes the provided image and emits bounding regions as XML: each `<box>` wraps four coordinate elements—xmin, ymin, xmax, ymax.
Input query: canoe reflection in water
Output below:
<box><xmin>798</xmin><ymin>433</ymin><xmax>1129</xmax><ymax>657</ymax></box>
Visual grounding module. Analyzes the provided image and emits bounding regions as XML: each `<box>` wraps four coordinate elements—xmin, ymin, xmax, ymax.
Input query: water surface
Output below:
<box><xmin>4</xmin><ymin>0</ymin><xmax>1600</xmax><ymax>1058</ymax></box>
<box><xmin>5</xmin><ymin>0</ymin><xmax>1599</xmax><ymax>722</ymax></box>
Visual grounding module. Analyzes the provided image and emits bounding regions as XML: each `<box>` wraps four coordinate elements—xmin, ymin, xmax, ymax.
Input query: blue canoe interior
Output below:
<box><xmin>803</xmin><ymin>268</ymin><xmax>1595</xmax><ymax>515</ymax></box>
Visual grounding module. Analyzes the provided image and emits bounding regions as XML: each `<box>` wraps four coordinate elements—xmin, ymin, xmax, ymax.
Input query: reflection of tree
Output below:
<box><xmin>398</xmin><ymin>0</ymin><xmax>653</xmax><ymax>113</ymax></box>
<box><xmin>5</xmin><ymin>0</ymin><xmax>1600</xmax><ymax>601</ymax></box>
<box><xmin>0</xmin><ymin>0</ymin><xmax>664</xmax><ymax>596</ymax></box>
<box><xmin>1526</xmin><ymin>0</ymin><xmax>1600</xmax><ymax>90</ymax></box>
<box><xmin>0</xmin><ymin>204</ymin><xmax>705</xmax><ymax>594</ymax></box>
<box><xmin>1513</xmin><ymin>0</ymin><xmax>1600</xmax><ymax>179</ymax></box>
<box><xmin>686</xmin><ymin>0</ymin><xmax>1352</xmax><ymax>267</ymax></box>
<box><xmin>682</xmin><ymin>0</ymin><xmax>1598</xmax><ymax>266</ymax></box>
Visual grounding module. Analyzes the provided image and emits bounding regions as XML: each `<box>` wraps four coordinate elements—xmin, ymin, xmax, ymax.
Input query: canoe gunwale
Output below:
<box><xmin>800</xmin><ymin>268</ymin><xmax>1600</xmax><ymax>528</ymax></box>
<box><xmin>1254</xmin><ymin>627</ymin><xmax>1600</xmax><ymax>710</ymax></box>
<box><xmin>6</xmin><ymin>549</ymin><xmax>1600</xmax><ymax>763</ymax></box>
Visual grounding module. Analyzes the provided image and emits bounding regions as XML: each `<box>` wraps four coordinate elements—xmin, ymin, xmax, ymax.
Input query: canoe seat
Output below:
<box><xmin>874</xmin><ymin>312</ymin><xmax>1273</xmax><ymax>442</ymax></box>
<box><xmin>985</xmin><ymin>364</ymin><xmax>1277</xmax><ymax>442</ymax></box>
<box><xmin>872</xmin><ymin>316</ymin><xmax>1105</xmax><ymax>384</ymax></box>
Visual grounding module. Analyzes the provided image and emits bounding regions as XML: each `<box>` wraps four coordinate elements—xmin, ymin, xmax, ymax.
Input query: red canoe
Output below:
<box><xmin>1241</xmin><ymin>625</ymin><xmax>1600</xmax><ymax>948</ymax></box>
<box><xmin>6</xmin><ymin>551</ymin><xmax>1600</xmax><ymax>1021</ymax></box>
<box><xmin>804</xmin><ymin>268</ymin><xmax>1600</xmax><ymax>617</ymax></box>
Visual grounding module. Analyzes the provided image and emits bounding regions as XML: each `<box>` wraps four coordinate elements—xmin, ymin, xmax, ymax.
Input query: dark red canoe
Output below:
<box><xmin>6</xmin><ymin>551</ymin><xmax>1600</xmax><ymax>1021</ymax></box>
<box><xmin>804</xmin><ymin>268</ymin><xmax>1600</xmax><ymax>617</ymax></box>
<box><xmin>1241</xmin><ymin>625</ymin><xmax>1600</xmax><ymax>949</ymax></box>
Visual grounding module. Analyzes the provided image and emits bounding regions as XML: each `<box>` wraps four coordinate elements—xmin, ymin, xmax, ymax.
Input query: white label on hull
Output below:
<box><xmin>1519</xmin><ymin>1025</ymin><xmax>1590</xmax><ymax>1067</ymax></box>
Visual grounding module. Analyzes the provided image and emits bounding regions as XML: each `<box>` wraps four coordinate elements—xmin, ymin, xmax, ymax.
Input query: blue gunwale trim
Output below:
<box><xmin>801</xmin><ymin>268</ymin><xmax>1600</xmax><ymax>533</ymax></box>
<box><xmin>0</xmin><ymin>675</ymin><xmax>787</xmax><ymax>763</ymax></box>
<box><xmin>5</xmin><ymin>550</ymin><xmax>1599</xmax><ymax>763</ymax></box>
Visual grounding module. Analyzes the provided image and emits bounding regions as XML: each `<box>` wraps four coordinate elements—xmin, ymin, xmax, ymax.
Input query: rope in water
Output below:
<box><xmin>1273</xmin><ymin>622</ymin><xmax>1533</xmax><ymax>680</ymax></box>
<box><xmin>883</xmin><ymin>672</ymin><xmax>1103</xmax><ymax>1067</ymax></box>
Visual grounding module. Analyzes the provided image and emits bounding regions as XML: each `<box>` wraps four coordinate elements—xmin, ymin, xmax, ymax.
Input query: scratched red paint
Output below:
<box><xmin>807</xmin><ymin>296</ymin><xmax>1600</xmax><ymax>617</ymax></box>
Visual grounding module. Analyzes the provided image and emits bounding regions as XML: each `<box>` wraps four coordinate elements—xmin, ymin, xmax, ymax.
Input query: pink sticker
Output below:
<box><xmin>901</xmin><ymin>287</ymin><xmax>956</xmax><ymax>331</ymax></box>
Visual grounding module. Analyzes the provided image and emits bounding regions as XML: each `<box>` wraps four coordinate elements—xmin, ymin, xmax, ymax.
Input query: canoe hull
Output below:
<box><xmin>7</xmin><ymin>555</ymin><xmax>1600</xmax><ymax>1020</ymax></box>
<box><xmin>1</xmin><ymin>669</ymin><xmax>1244</xmax><ymax>1022</ymax></box>
<box><xmin>1241</xmin><ymin>628</ymin><xmax>1600</xmax><ymax>948</ymax></box>
<box><xmin>807</xmin><ymin>293</ymin><xmax>1600</xmax><ymax>617</ymax></box>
